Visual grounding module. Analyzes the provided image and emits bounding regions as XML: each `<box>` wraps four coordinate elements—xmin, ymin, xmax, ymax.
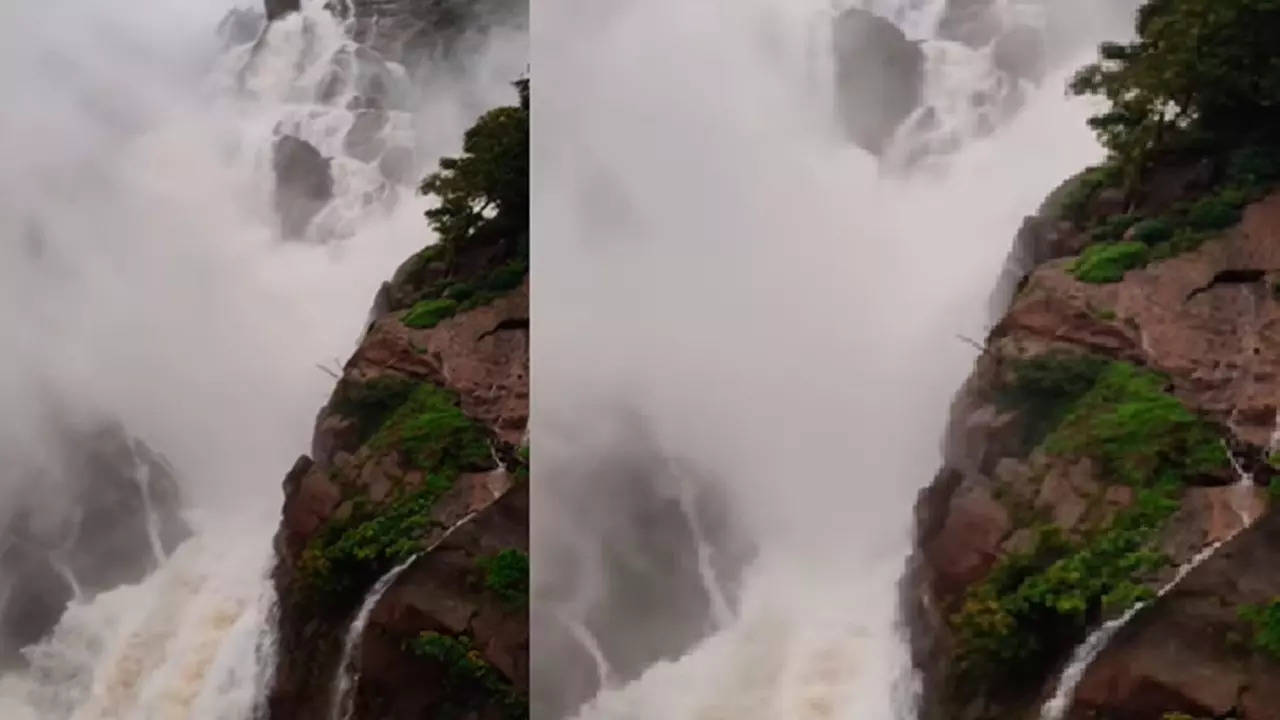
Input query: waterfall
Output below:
<box><xmin>536</xmin><ymin>0</ymin><xmax>1131</xmax><ymax>717</ymax></box>
<box><xmin>329</xmin><ymin>513</ymin><xmax>478</xmax><ymax>720</ymax></box>
<box><xmin>0</xmin><ymin>0</ymin><xmax>524</xmax><ymax>717</ymax></box>
<box><xmin>132</xmin><ymin>453</ymin><xmax>168</xmax><ymax>569</ymax></box>
<box><xmin>1039</xmin><ymin>537</ymin><xmax>1236</xmax><ymax>720</ymax></box>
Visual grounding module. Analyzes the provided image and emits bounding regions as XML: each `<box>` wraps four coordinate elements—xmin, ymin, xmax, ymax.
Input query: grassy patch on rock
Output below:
<box><xmin>950</xmin><ymin>484</ymin><xmax>1180</xmax><ymax>694</ymax></box>
<box><xmin>477</xmin><ymin>549</ymin><xmax>529</xmax><ymax>610</ymax></box>
<box><xmin>1239</xmin><ymin>599</ymin><xmax>1280</xmax><ymax>659</ymax></box>
<box><xmin>1043</xmin><ymin>362</ymin><xmax>1226</xmax><ymax>486</ymax></box>
<box><xmin>369</xmin><ymin>383</ymin><xmax>492</xmax><ymax>474</ymax></box>
<box><xmin>297</xmin><ymin>474</ymin><xmax>453</xmax><ymax>609</ymax></box>
<box><xmin>406</xmin><ymin>632</ymin><xmax>526</xmax><ymax>719</ymax></box>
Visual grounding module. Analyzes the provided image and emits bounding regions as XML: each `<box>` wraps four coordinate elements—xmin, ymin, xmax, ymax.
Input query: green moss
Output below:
<box><xmin>1239</xmin><ymin>599</ymin><xmax>1280</xmax><ymax>658</ymax></box>
<box><xmin>1071</xmin><ymin>241</ymin><xmax>1150</xmax><ymax>283</ymax></box>
<box><xmin>406</xmin><ymin>632</ymin><xmax>526</xmax><ymax>720</ymax></box>
<box><xmin>1129</xmin><ymin>217</ymin><xmax>1174</xmax><ymax>245</ymax></box>
<box><xmin>1053</xmin><ymin>164</ymin><xmax>1121</xmax><ymax>222</ymax></box>
<box><xmin>1186</xmin><ymin>189</ymin><xmax>1247</xmax><ymax>231</ymax></box>
<box><xmin>950</xmin><ymin>484</ymin><xmax>1179</xmax><ymax>693</ymax></box>
<box><xmin>369</xmin><ymin>384</ymin><xmax>492</xmax><ymax>474</ymax></box>
<box><xmin>998</xmin><ymin>351</ymin><xmax>1110</xmax><ymax>452</ymax></box>
<box><xmin>1268</xmin><ymin>476</ymin><xmax>1280</xmax><ymax>500</ymax></box>
<box><xmin>1044</xmin><ymin>363</ymin><xmax>1226</xmax><ymax>486</ymax></box>
<box><xmin>477</xmin><ymin>549</ymin><xmax>529</xmax><ymax>610</ymax></box>
<box><xmin>297</xmin><ymin>474</ymin><xmax>454</xmax><ymax>609</ymax></box>
<box><xmin>404</xmin><ymin>298</ymin><xmax>460</xmax><ymax>329</ymax></box>
<box><xmin>330</xmin><ymin>375</ymin><xmax>417</xmax><ymax>444</ymax></box>
<box><xmin>1089</xmin><ymin>213</ymin><xmax>1141</xmax><ymax>243</ymax></box>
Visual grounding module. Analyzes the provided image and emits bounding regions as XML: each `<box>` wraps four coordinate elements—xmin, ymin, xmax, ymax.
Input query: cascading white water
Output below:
<box><xmin>132</xmin><ymin>454</ymin><xmax>169</xmax><ymax>570</ymax></box>
<box><xmin>536</xmin><ymin>0</ymin><xmax>1133</xmax><ymax>718</ymax></box>
<box><xmin>0</xmin><ymin>1</ymin><xmax>524</xmax><ymax>718</ymax></box>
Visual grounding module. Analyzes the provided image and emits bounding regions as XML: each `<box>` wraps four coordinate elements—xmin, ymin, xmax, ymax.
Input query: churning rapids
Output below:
<box><xmin>0</xmin><ymin>1</ymin><xmax>522</xmax><ymax>718</ymax></box>
<box><xmin>534</xmin><ymin>0</ymin><xmax>1139</xmax><ymax>718</ymax></box>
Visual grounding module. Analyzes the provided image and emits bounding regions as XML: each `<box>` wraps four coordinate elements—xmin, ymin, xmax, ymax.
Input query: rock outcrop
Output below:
<box><xmin>832</xmin><ymin>7</ymin><xmax>924</xmax><ymax>155</ymax></box>
<box><xmin>907</xmin><ymin>171</ymin><xmax>1280</xmax><ymax>718</ymax></box>
<box><xmin>269</xmin><ymin>227</ymin><xmax>528</xmax><ymax>718</ymax></box>
<box><xmin>0</xmin><ymin>419</ymin><xmax>189</xmax><ymax>667</ymax></box>
<box><xmin>272</xmin><ymin>134</ymin><xmax>335</xmax><ymax>240</ymax></box>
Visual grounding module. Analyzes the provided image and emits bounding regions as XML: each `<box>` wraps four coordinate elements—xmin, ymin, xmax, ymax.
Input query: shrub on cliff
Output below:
<box><xmin>1070</xmin><ymin>241</ymin><xmax>1149</xmax><ymax>283</ymax></box>
<box><xmin>1070</xmin><ymin>0</ymin><xmax>1280</xmax><ymax>184</ymax></box>
<box><xmin>420</xmin><ymin>78</ymin><xmax>529</xmax><ymax>252</ymax></box>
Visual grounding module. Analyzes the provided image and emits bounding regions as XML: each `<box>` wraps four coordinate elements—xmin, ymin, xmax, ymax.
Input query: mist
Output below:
<box><xmin>532</xmin><ymin>0</ymin><xmax>1132</xmax><ymax>717</ymax></box>
<box><xmin>0</xmin><ymin>0</ymin><xmax>524</xmax><ymax>715</ymax></box>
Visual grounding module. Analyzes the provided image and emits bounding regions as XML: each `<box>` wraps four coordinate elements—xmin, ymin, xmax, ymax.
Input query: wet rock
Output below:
<box><xmin>217</xmin><ymin>7</ymin><xmax>264</xmax><ymax>47</ymax></box>
<box><xmin>378</xmin><ymin>145</ymin><xmax>416</xmax><ymax>185</ymax></box>
<box><xmin>272</xmin><ymin>134</ymin><xmax>334</xmax><ymax>239</ymax></box>
<box><xmin>938</xmin><ymin>0</ymin><xmax>1001</xmax><ymax>47</ymax></box>
<box><xmin>0</xmin><ymin>420</ymin><xmax>189</xmax><ymax>667</ymax></box>
<box><xmin>993</xmin><ymin>25</ymin><xmax>1046</xmax><ymax>82</ymax></box>
<box><xmin>264</xmin><ymin>0</ymin><xmax>299</xmax><ymax>21</ymax></box>
<box><xmin>343</xmin><ymin>109</ymin><xmax>389</xmax><ymax>163</ymax></box>
<box><xmin>832</xmin><ymin>7</ymin><xmax>925</xmax><ymax>155</ymax></box>
<box><xmin>1072</xmin><ymin>510</ymin><xmax>1280</xmax><ymax>719</ymax></box>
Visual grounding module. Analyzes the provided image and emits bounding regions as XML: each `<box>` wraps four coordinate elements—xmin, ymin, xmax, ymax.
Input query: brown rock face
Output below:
<box><xmin>1071</xmin><ymin>510</ymin><xmax>1280</xmax><ymax>720</ymax></box>
<box><xmin>907</xmin><ymin>190</ymin><xmax>1280</xmax><ymax>720</ymax></box>
<box><xmin>269</xmin><ymin>263</ymin><xmax>527</xmax><ymax>719</ymax></box>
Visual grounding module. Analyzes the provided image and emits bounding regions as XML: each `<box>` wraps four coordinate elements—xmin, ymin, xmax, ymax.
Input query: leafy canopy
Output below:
<box><xmin>1070</xmin><ymin>0</ymin><xmax>1280</xmax><ymax>179</ymax></box>
<box><xmin>420</xmin><ymin>78</ymin><xmax>529</xmax><ymax>247</ymax></box>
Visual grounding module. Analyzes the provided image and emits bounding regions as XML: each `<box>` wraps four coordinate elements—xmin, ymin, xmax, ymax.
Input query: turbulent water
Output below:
<box><xmin>0</xmin><ymin>1</ymin><xmax>523</xmax><ymax>717</ymax></box>
<box><xmin>534</xmin><ymin>0</ymin><xmax>1131</xmax><ymax>718</ymax></box>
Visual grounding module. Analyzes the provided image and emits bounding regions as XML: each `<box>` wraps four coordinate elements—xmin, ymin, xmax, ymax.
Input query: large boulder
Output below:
<box><xmin>272</xmin><ymin>134</ymin><xmax>334</xmax><ymax>240</ymax></box>
<box><xmin>832</xmin><ymin>8</ymin><xmax>925</xmax><ymax>155</ymax></box>
<box><xmin>0</xmin><ymin>420</ymin><xmax>189</xmax><ymax>667</ymax></box>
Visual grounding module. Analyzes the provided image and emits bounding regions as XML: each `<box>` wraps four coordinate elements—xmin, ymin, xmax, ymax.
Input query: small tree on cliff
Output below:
<box><xmin>1070</xmin><ymin>0</ymin><xmax>1280</xmax><ymax>185</ymax></box>
<box><xmin>419</xmin><ymin>78</ymin><xmax>529</xmax><ymax>254</ymax></box>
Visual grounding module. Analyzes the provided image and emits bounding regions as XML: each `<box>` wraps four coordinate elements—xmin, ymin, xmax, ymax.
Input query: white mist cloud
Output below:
<box><xmin>533</xmin><ymin>0</ymin><xmax>1128</xmax><ymax>717</ymax></box>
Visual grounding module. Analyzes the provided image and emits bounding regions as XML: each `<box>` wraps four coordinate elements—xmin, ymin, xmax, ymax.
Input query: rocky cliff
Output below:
<box><xmin>268</xmin><ymin>236</ymin><xmax>528</xmax><ymax>718</ymax></box>
<box><xmin>905</xmin><ymin>149</ymin><xmax>1280</xmax><ymax>719</ymax></box>
<box><xmin>264</xmin><ymin>9</ymin><xmax>529</xmax><ymax>707</ymax></box>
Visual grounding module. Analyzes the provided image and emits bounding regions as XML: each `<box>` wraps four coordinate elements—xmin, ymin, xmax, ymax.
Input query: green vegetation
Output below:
<box><xmin>477</xmin><ymin>549</ymin><xmax>529</xmax><ymax>610</ymax></box>
<box><xmin>406</xmin><ymin>632</ymin><xmax>526</xmax><ymax>719</ymax></box>
<box><xmin>1268</xmin><ymin>476</ymin><xmax>1280</xmax><ymax>501</ymax></box>
<box><xmin>369</xmin><ymin>383</ymin><xmax>492</xmax><ymax>474</ymax></box>
<box><xmin>1238</xmin><ymin>599</ymin><xmax>1280</xmax><ymax>659</ymax></box>
<box><xmin>1044</xmin><ymin>362</ymin><xmax>1226</xmax><ymax>486</ymax></box>
<box><xmin>998</xmin><ymin>351</ymin><xmax>1110</xmax><ymax>451</ymax></box>
<box><xmin>1070</xmin><ymin>0</ymin><xmax>1280</xmax><ymax>183</ymax></box>
<box><xmin>1128</xmin><ymin>217</ymin><xmax>1173</xmax><ymax>245</ymax></box>
<box><xmin>299</xmin><ymin>382</ymin><xmax>493</xmax><ymax>609</ymax></box>
<box><xmin>1070</xmin><ymin>241</ymin><xmax>1149</xmax><ymax>283</ymax></box>
<box><xmin>951</xmin><ymin>484</ymin><xmax>1180</xmax><ymax>692</ymax></box>
<box><xmin>421</xmin><ymin>79</ymin><xmax>528</xmax><ymax>248</ymax></box>
<box><xmin>404</xmin><ymin>298</ymin><xmax>461</xmax><ymax>329</ymax></box>
<box><xmin>297</xmin><ymin>474</ymin><xmax>453</xmax><ymax>608</ymax></box>
<box><xmin>330</xmin><ymin>374</ymin><xmax>417</xmax><ymax>444</ymax></box>
<box><xmin>957</xmin><ymin>354</ymin><xmax>1228</xmax><ymax>695</ymax></box>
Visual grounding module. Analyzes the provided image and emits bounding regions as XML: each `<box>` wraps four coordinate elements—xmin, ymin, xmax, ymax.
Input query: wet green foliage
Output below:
<box><xmin>1070</xmin><ymin>0</ymin><xmax>1280</xmax><ymax>181</ymax></box>
<box><xmin>950</xmin><ymin>484</ymin><xmax>1180</xmax><ymax>693</ymax></box>
<box><xmin>404</xmin><ymin>298</ymin><xmax>461</xmax><ymax>329</ymax></box>
<box><xmin>1070</xmin><ymin>241</ymin><xmax>1150</xmax><ymax>283</ymax></box>
<box><xmin>406</xmin><ymin>632</ymin><xmax>527</xmax><ymax>719</ymax></box>
<box><xmin>999</xmin><ymin>351</ymin><xmax>1110</xmax><ymax>452</ymax></box>
<box><xmin>297</xmin><ymin>475</ymin><xmax>453</xmax><ymax>609</ymax></box>
<box><xmin>369</xmin><ymin>383</ymin><xmax>492</xmax><ymax>474</ymax></box>
<box><xmin>420</xmin><ymin>79</ymin><xmax>528</xmax><ymax>251</ymax></box>
<box><xmin>1239</xmin><ymin>598</ymin><xmax>1280</xmax><ymax>658</ymax></box>
<box><xmin>1043</xmin><ymin>362</ymin><xmax>1226</xmax><ymax>486</ymax></box>
<box><xmin>330</xmin><ymin>375</ymin><xmax>417</xmax><ymax>444</ymax></box>
<box><xmin>477</xmin><ymin>549</ymin><xmax>529</xmax><ymax>610</ymax></box>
